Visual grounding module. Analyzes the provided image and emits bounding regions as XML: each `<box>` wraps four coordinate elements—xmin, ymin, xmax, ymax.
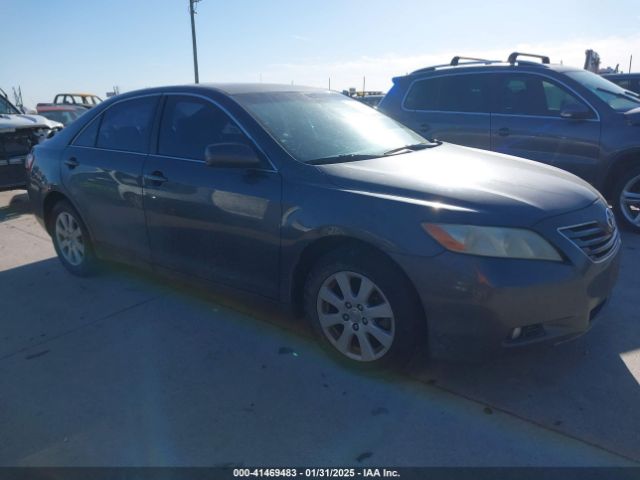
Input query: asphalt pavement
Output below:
<box><xmin>0</xmin><ymin>189</ymin><xmax>638</xmax><ymax>466</ymax></box>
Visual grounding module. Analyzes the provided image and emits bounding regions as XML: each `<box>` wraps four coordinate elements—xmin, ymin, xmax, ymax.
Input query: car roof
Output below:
<box><xmin>56</xmin><ymin>93</ymin><xmax>99</xmax><ymax>97</ymax></box>
<box><xmin>112</xmin><ymin>83</ymin><xmax>330</xmax><ymax>99</ymax></box>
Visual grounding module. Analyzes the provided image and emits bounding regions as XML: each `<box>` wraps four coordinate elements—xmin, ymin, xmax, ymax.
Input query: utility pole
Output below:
<box><xmin>630</xmin><ymin>54</ymin><xmax>633</xmax><ymax>74</ymax></box>
<box><xmin>189</xmin><ymin>0</ymin><xmax>202</xmax><ymax>84</ymax></box>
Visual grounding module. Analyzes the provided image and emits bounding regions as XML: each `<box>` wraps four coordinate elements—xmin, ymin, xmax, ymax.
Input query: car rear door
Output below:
<box><xmin>490</xmin><ymin>72</ymin><xmax>601</xmax><ymax>184</ymax></box>
<box><xmin>142</xmin><ymin>94</ymin><xmax>282</xmax><ymax>298</ymax></box>
<box><xmin>61</xmin><ymin>95</ymin><xmax>160</xmax><ymax>263</ymax></box>
<box><xmin>401</xmin><ymin>73</ymin><xmax>491</xmax><ymax>149</ymax></box>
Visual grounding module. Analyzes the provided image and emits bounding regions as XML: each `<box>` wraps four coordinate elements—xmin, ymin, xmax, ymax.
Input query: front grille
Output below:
<box><xmin>559</xmin><ymin>220</ymin><xmax>620</xmax><ymax>262</ymax></box>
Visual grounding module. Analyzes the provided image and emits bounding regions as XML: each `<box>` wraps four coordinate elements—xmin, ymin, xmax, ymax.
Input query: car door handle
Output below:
<box><xmin>64</xmin><ymin>157</ymin><xmax>79</xmax><ymax>169</ymax></box>
<box><xmin>144</xmin><ymin>172</ymin><xmax>168</xmax><ymax>185</ymax></box>
<box><xmin>497</xmin><ymin>127</ymin><xmax>510</xmax><ymax>137</ymax></box>
<box><xmin>418</xmin><ymin>123</ymin><xmax>431</xmax><ymax>132</ymax></box>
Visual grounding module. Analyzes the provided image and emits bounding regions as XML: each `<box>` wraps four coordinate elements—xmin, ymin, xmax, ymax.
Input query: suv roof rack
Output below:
<box><xmin>450</xmin><ymin>56</ymin><xmax>493</xmax><ymax>66</ymax></box>
<box><xmin>508</xmin><ymin>52</ymin><xmax>550</xmax><ymax>65</ymax></box>
<box><xmin>409</xmin><ymin>52</ymin><xmax>551</xmax><ymax>76</ymax></box>
<box><xmin>411</xmin><ymin>56</ymin><xmax>501</xmax><ymax>75</ymax></box>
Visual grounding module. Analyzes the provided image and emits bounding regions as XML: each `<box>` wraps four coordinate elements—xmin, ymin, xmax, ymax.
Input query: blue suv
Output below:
<box><xmin>379</xmin><ymin>52</ymin><xmax>640</xmax><ymax>232</ymax></box>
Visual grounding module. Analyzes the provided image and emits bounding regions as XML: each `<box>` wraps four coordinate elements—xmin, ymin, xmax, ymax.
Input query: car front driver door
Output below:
<box><xmin>142</xmin><ymin>94</ymin><xmax>282</xmax><ymax>298</ymax></box>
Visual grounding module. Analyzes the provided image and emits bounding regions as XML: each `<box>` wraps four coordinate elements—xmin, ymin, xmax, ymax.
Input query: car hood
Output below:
<box><xmin>318</xmin><ymin>143</ymin><xmax>600</xmax><ymax>226</ymax></box>
<box><xmin>0</xmin><ymin>113</ymin><xmax>63</xmax><ymax>133</ymax></box>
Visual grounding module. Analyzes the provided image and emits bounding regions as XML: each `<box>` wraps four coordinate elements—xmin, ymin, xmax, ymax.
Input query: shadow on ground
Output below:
<box><xmin>6</xmin><ymin>259</ymin><xmax>632</xmax><ymax>466</ymax></box>
<box><xmin>0</xmin><ymin>191</ymin><xmax>30</xmax><ymax>223</ymax></box>
<box><xmin>0</xmin><ymin>199</ymin><xmax>638</xmax><ymax>463</ymax></box>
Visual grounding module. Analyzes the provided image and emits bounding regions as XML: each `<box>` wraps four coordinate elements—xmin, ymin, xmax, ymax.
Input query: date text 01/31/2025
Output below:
<box><xmin>232</xmin><ymin>468</ymin><xmax>401</xmax><ymax>478</ymax></box>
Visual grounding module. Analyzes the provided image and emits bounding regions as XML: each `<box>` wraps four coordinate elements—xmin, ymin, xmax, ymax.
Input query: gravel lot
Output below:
<box><xmin>0</xmin><ymin>189</ymin><xmax>638</xmax><ymax>466</ymax></box>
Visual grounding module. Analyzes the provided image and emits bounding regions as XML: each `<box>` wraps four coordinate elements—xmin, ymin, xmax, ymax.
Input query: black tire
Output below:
<box><xmin>611</xmin><ymin>166</ymin><xmax>640</xmax><ymax>233</ymax></box>
<box><xmin>50</xmin><ymin>200</ymin><xmax>99</xmax><ymax>276</ymax></box>
<box><xmin>304</xmin><ymin>246</ymin><xmax>425</xmax><ymax>370</ymax></box>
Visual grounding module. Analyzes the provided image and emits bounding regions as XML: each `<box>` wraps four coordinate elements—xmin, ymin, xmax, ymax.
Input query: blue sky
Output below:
<box><xmin>3</xmin><ymin>0</ymin><xmax>640</xmax><ymax>108</ymax></box>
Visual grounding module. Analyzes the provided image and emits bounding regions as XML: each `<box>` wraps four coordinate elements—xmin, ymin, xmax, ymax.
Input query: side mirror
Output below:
<box><xmin>204</xmin><ymin>143</ymin><xmax>261</xmax><ymax>168</ymax></box>
<box><xmin>560</xmin><ymin>103</ymin><xmax>592</xmax><ymax>120</ymax></box>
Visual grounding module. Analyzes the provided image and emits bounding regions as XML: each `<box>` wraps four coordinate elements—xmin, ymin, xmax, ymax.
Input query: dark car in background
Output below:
<box><xmin>379</xmin><ymin>52</ymin><xmax>640</xmax><ymax>232</ymax></box>
<box><xmin>36</xmin><ymin>104</ymin><xmax>86</xmax><ymax>126</ymax></box>
<box><xmin>602</xmin><ymin>73</ymin><xmax>640</xmax><ymax>95</ymax></box>
<box><xmin>27</xmin><ymin>84</ymin><xmax>620</xmax><ymax>365</ymax></box>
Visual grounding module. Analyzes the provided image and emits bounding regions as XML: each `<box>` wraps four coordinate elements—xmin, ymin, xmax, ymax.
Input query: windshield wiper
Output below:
<box><xmin>306</xmin><ymin>154</ymin><xmax>382</xmax><ymax>165</ymax></box>
<box><xmin>383</xmin><ymin>142</ymin><xmax>441</xmax><ymax>156</ymax></box>
<box><xmin>595</xmin><ymin>87</ymin><xmax>640</xmax><ymax>102</ymax></box>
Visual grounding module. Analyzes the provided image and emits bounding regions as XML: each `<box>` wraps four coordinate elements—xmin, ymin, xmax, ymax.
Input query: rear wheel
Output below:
<box><xmin>612</xmin><ymin>166</ymin><xmax>640</xmax><ymax>233</ymax></box>
<box><xmin>50</xmin><ymin>200</ymin><xmax>98</xmax><ymax>276</ymax></box>
<box><xmin>304</xmin><ymin>247</ymin><xmax>424</xmax><ymax>369</ymax></box>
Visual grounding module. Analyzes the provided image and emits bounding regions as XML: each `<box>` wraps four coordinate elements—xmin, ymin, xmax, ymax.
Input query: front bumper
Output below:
<box><xmin>392</xmin><ymin>201</ymin><xmax>622</xmax><ymax>361</ymax></box>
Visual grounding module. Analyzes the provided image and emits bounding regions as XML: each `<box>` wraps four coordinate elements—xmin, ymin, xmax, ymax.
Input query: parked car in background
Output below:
<box><xmin>37</xmin><ymin>93</ymin><xmax>103</xmax><ymax>111</ymax></box>
<box><xmin>602</xmin><ymin>73</ymin><xmax>640</xmax><ymax>95</ymax></box>
<box><xmin>36</xmin><ymin>104</ymin><xmax>86</xmax><ymax>126</ymax></box>
<box><xmin>379</xmin><ymin>52</ymin><xmax>640</xmax><ymax>232</ymax></box>
<box><xmin>1</xmin><ymin>93</ymin><xmax>63</xmax><ymax>190</ymax></box>
<box><xmin>27</xmin><ymin>84</ymin><xmax>620</xmax><ymax>366</ymax></box>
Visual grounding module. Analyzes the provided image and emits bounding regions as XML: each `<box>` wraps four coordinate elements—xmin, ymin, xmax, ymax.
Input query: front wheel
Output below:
<box><xmin>304</xmin><ymin>248</ymin><xmax>424</xmax><ymax>369</ymax></box>
<box><xmin>612</xmin><ymin>166</ymin><xmax>640</xmax><ymax>233</ymax></box>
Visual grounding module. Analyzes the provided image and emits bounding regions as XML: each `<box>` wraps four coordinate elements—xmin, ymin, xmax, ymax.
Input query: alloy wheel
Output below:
<box><xmin>316</xmin><ymin>271</ymin><xmax>395</xmax><ymax>362</ymax></box>
<box><xmin>620</xmin><ymin>173</ymin><xmax>640</xmax><ymax>227</ymax></box>
<box><xmin>55</xmin><ymin>211</ymin><xmax>85</xmax><ymax>266</ymax></box>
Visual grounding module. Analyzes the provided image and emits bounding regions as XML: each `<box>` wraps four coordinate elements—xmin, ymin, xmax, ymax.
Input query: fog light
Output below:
<box><xmin>511</xmin><ymin>327</ymin><xmax>522</xmax><ymax>340</ymax></box>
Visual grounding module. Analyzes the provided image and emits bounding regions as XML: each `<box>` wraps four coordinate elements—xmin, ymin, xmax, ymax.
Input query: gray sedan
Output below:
<box><xmin>27</xmin><ymin>84</ymin><xmax>621</xmax><ymax>367</ymax></box>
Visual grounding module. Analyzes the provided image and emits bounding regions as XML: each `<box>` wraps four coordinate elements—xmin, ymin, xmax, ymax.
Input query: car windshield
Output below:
<box><xmin>0</xmin><ymin>97</ymin><xmax>20</xmax><ymax>114</ymax></box>
<box><xmin>235</xmin><ymin>91</ymin><xmax>431</xmax><ymax>163</ymax></box>
<box><xmin>566</xmin><ymin>70</ymin><xmax>640</xmax><ymax>112</ymax></box>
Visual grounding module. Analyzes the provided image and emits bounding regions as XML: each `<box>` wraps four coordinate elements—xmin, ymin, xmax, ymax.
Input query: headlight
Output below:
<box><xmin>423</xmin><ymin>223</ymin><xmax>562</xmax><ymax>261</ymax></box>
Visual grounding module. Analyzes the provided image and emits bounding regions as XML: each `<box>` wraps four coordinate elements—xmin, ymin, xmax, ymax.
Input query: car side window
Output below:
<box><xmin>437</xmin><ymin>74</ymin><xmax>490</xmax><ymax>113</ymax></box>
<box><xmin>73</xmin><ymin>116</ymin><xmax>101</xmax><ymax>147</ymax></box>
<box><xmin>404</xmin><ymin>77</ymin><xmax>441</xmax><ymax>110</ymax></box>
<box><xmin>96</xmin><ymin>96</ymin><xmax>157</xmax><ymax>153</ymax></box>
<box><xmin>158</xmin><ymin>96</ymin><xmax>252</xmax><ymax>161</ymax></box>
<box><xmin>404</xmin><ymin>75</ymin><xmax>489</xmax><ymax>113</ymax></box>
<box><xmin>542</xmin><ymin>80</ymin><xmax>586</xmax><ymax>115</ymax></box>
<box><xmin>494</xmin><ymin>74</ymin><xmax>587</xmax><ymax>117</ymax></box>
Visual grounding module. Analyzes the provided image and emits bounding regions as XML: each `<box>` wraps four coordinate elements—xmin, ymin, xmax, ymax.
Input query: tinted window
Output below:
<box><xmin>158</xmin><ymin>96</ymin><xmax>250</xmax><ymax>161</ymax></box>
<box><xmin>542</xmin><ymin>80</ymin><xmax>584</xmax><ymax>114</ymax></box>
<box><xmin>97</xmin><ymin>97</ymin><xmax>157</xmax><ymax>153</ymax></box>
<box><xmin>73</xmin><ymin>116</ymin><xmax>101</xmax><ymax>147</ymax></box>
<box><xmin>404</xmin><ymin>75</ymin><xmax>489</xmax><ymax>112</ymax></box>
<box><xmin>438</xmin><ymin>74</ymin><xmax>489</xmax><ymax>112</ymax></box>
<box><xmin>404</xmin><ymin>77</ymin><xmax>441</xmax><ymax>110</ymax></box>
<box><xmin>494</xmin><ymin>74</ymin><xmax>587</xmax><ymax>117</ymax></box>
